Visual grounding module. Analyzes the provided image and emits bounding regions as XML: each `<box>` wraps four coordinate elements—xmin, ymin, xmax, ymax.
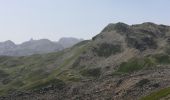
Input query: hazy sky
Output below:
<box><xmin>0</xmin><ymin>0</ymin><xmax>170</xmax><ymax>43</ymax></box>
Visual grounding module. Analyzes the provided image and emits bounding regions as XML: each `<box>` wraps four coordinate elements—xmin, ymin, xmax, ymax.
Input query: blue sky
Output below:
<box><xmin>0</xmin><ymin>0</ymin><xmax>170</xmax><ymax>43</ymax></box>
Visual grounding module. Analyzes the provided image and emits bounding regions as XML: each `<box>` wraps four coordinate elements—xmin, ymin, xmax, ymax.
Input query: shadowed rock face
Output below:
<box><xmin>99</xmin><ymin>22</ymin><xmax>169</xmax><ymax>51</ymax></box>
<box><xmin>126</xmin><ymin>32</ymin><xmax>157</xmax><ymax>51</ymax></box>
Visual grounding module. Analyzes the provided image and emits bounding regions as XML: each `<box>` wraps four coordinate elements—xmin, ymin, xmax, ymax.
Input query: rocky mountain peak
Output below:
<box><xmin>0</xmin><ymin>40</ymin><xmax>16</xmax><ymax>50</ymax></box>
<box><xmin>101</xmin><ymin>22</ymin><xmax>129</xmax><ymax>33</ymax></box>
<box><xmin>1</xmin><ymin>40</ymin><xmax>15</xmax><ymax>45</ymax></box>
<box><xmin>78</xmin><ymin>23</ymin><xmax>170</xmax><ymax>71</ymax></box>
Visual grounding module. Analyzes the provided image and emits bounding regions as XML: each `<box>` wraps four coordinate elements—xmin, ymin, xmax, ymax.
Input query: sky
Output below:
<box><xmin>0</xmin><ymin>0</ymin><xmax>170</xmax><ymax>44</ymax></box>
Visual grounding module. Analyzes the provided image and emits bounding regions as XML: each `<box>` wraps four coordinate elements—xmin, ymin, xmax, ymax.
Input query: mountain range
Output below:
<box><xmin>0</xmin><ymin>22</ymin><xmax>170</xmax><ymax>100</ymax></box>
<box><xmin>0</xmin><ymin>37</ymin><xmax>83</xmax><ymax>56</ymax></box>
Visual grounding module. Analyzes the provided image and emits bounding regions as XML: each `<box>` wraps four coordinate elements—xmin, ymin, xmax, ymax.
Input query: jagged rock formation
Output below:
<box><xmin>0</xmin><ymin>22</ymin><xmax>170</xmax><ymax>100</ymax></box>
<box><xmin>0</xmin><ymin>37</ymin><xmax>83</xmax><ymax>56</ymax></box>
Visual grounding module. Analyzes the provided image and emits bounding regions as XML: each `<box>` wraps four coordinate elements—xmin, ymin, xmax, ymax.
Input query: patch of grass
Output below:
<box><xmin>153</xmin><ymin>54</ymin><xmax>170</xmax><ymax>64</ymax></box>
<box><xmin>117</xmin><ymin>57</ymin><xmax>156</xmax><ymax>73</ymax></box>
<box><xmin>0</xmin><ymin>89</ymin><xmax>8</xmax><ymax>96</ymax></box>
<box><xmin>111</xmin><ymin>72</ymin><xmax>124</xmax><ymax>76</ymax></box>
<box><xmin>24</xmin><ymin>69</ymin><xmax>49</xmax><ymax>82</ymax></box>
<box><xmin>55</xmin><ymin>70</ymin><xmax>81</xmax><ymax>82</ymax></box>
<box><xmin>73</xmin><ymin>40</ymin><xmax>90</xmax><ymax>47</ymax></box>
<box><xmin>22</xmin><ymin>78</ymin><xmax>65</xmax><ymax>90</ymax></box>
<box><xmin>2</xmin><ymin>58</ymin><xmax>22</xmax><ymax>68</ymax></box>
<box><xmin>143</xmin><ymin>57</ymin><xmax>156</xmax><ymax>67</ymax></box>
<box><xmin>0</xmin><ymin>56</ymin><xmax>10</xmax><ymax>62</ymax></box>
<box><xmin>118</xmin><ymin>60</ymin><xmax>143</xmax><ymax>73</ymax></box>
<box><xmin>80</xmin><ymin>68</ymin><xmax>101</xmax><ymax>77</ymax></box>
<box><xmin>8</xmin><ymin>79</ymin><xmax>24</xmax><ymax>87</ymax></box>
<box><xmin>93</xmin><ymin>43</ymin><xmax>121</xmax><ymax>57</ymax></box>
<box><xmin>67</xmin><ymin>75</ymin><xmax>81</xmax><ymax>82</ymax></box>
<box><xmin>140</xmin><ymin>87</ymin><xmax>170</xmax><ymax>100</ymax></box>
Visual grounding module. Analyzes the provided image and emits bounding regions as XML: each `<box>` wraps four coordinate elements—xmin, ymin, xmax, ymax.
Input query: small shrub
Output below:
<box><xmin>80</xmin><ymin>68</ymin><xmax>101</xmax><ymax>77</ymax></box>
<box><xmin>136</xmin><ymin>79</ymin><xmax>150</xmax><ymax>87</ymax></box>
<box><xmin>151</xmin><ymin>83</ymin><xmax>160</xmax><ymax>88</ymax></box>
<box><xmin>68</xmin><ymin>76</ymin><xmax>81</xmax><ymax>82</ymax></box>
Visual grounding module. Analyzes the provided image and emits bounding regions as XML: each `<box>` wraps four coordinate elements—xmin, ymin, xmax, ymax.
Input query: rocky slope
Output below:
<box><xmin>0</xmin><ymin>37</ymin><xmax>82</xmax><ymax>56</ymax></box>
<box><xmin>0</xmin><ymin>22</ymin><xmax>170</xmax><ymax>100</ymax></box>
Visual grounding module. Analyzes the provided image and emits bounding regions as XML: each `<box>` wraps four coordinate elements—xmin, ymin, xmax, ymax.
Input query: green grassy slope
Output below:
<box><xmin>141</xmin><ymin>87</ymin><xmax>170</xmax><ymax>100</ymax></box>
<box><xmin>0</xmin><ymin>40</ymin><xmax>89</xmax><ymax>95</ymax></box>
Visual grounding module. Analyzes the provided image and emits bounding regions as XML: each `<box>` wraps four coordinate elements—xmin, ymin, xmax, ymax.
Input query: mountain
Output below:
<box><xmin>0</xmin><ymin>22</ymin><xmax>170</xmax><ymax>100</ymax></box>
<box><xmin>0</xmin><ymin>40</ymin><xmax>16</xmax><ymax>52</ymax></box>
<box><xmin>58</xmin><ymin>37</ymin><xmax>83</xmax><ymax>48</ymax></box>
<box><xmin>0</xmin><ymin>37</ymin><xmax>83</xmax><ymax>56</ymax></box>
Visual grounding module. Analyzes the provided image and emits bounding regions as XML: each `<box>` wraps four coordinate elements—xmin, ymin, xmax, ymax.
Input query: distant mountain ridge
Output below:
<box><xmin>0</xmin><ymin>37</ymin><xmax>83</xmax><ymax>56</ymax></box>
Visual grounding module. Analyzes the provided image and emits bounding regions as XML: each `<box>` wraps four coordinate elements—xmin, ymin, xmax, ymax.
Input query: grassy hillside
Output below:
<box><xmin>141</xmin><ymin>87</ymin><xmax>170</xmax><ymax>100</ymax></box>
<box><xmin>0</xmin><ymin>40</ymin><xmax>90</xmax><ymax>95</ymax></box>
